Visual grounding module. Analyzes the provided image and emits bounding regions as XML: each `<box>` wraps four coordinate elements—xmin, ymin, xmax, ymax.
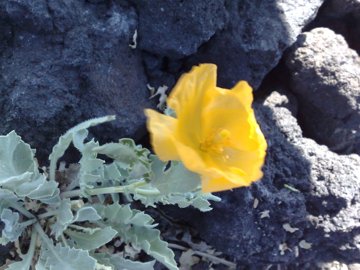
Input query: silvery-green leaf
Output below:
<box><xmin>73</xmin><ymin>206</ymin><xmax>101</xmax><ymax>223</ymax></box>
<box><xmin>133</xmin><ymin>187</ymin><xmax>220</xmax><ymax>212</ymax></box>
<box><xmin>15</xmin><ymin>173</ymin><xmax>60</xmax><ymax>204</ymax></box>
<box><xmin>49</xmin><ymin>115</ymin><xmax>115</xmax><ymax>182</ymax></box>
<box><xmin>1</xmin><ymin>208</ymin><xmax>25</xmax><ymax>242</ymax></box>
<box><xmin>94</xmin><ymin>203</ymin><xmax>177</xmax><ymax>270</ymax></box>
<box><xmin>0</xmin><ymin>236</ymin><xmax>10</xmax><ymax>245</ymax></box>
<box><xmin>65</xmin><ymin>226</ymin><xmax>117</xmax><ymax>250</ymax></box>
<box><xmin>103</xmin><ymin>163</ymin><xmax>123</xmax><ymax>183</ymax></box>
<box><xmin>35</xmin><ymin>242</ymin><xmax>96</xmax><ymax>270</ymax></box>
<box><xmin>0</xmin><ymin>131</ymin><xmax>37</xmax><ymax>187</ymax></box>
<box><xmin>150</xmin><ymin>156</ymin><xmax>201</xmax><ymax>195</ymax></box>
<box><xmin>78</xmin><ymin>141</ymin><xmax>104</xmax><ymax>196</ymax></box>
<box><xmin>0</xmin><ymin>131</ymin><xmax>60</xmax><ymax>204</ymax></box>
<box><xmin>93</xmin><ymin>139</ymin><xmax>151</xmax><ymax>182</ymax></box>
<box><xmin>51</xmin><ymin>199</ymin><xmax>73</xmax><ymax>238</ymax></box>
<box><xmin>93</xmin><ymin>252</ymin><xmax>155</xmax><ymax>270</ymax></box>
<box><xmin>94</xmin><ymin>139</ymin><xmax>149</xmax><ymax>164</ymax></box>
<box><xmin>0</xmin><ymin>189</ymin><xmax>18</xmax><ymax>205</ymax></box>
<box><xmin>109</xmin><ymin>255</ymin><xmax>155</xmax><ymax>270</ymax></box>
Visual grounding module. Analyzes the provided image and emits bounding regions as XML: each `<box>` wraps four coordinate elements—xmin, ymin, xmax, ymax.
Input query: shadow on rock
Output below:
<box><xmin>137</xmin><ymin>0</ymin><xmax>324</xmax><ymax>91</ymax></box>
<box><xmin>184</xmin><ymin>0</ymin><xmax>324</xmax><ymax>89</ymax></box>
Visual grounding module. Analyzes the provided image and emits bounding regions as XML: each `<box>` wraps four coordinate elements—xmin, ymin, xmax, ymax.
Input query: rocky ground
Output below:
<box><xmin>0</xmin><ymin>0</ymin><xmax>359</xmax><ymax>269</ymax></box>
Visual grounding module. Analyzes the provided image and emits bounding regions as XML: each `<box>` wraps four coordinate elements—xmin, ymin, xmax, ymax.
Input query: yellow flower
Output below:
<box><xmin>145</xmin><ymin>64</ymin><xmax>267</xmax><ymax>193</ymax></box>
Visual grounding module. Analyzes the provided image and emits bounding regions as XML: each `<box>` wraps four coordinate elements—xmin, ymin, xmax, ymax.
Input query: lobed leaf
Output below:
<box><xmin>36</xmin><ymin>242</ymin><xmax>96</xmax><ymax>270</ymax></box>
<box><xmin>73</xmin><ymin>206</ymin><xmax>101</xmax><ymax>222</ymax></box>
<box><xmin>49</xmin><ymin>115</ymin><xmax>116</xmax><ymax>182</ymax></box>
<box><xmin>0</xmin><ymin>131</ymin><xmax>36</xmax><ymax>187</ymax></box>
<box><xmin>65</xmin><ymin>226</ymin><xmax>117</xmax><ymax>250</ymax></box>
<box><xmin>51</xmin><ymin>199</ymin><xmax>73</xmax><ymax>239</ymax></box>
<box><xmin>1</xmin><ymin>209</ymin><xmax>25</xmax><ymax>243</ymax></box>
<box><xmin>0</xmin><ymin>131</ymin><xmax>60</xmax><ymax>204</ymax></box>
<box><xmin>94</xmin><ymin>203</ymin><xmax>178</xmax><ymax>270</ymax></box>
<box><xmin>92</xmin><ymin>252</ymin><xmax>156</xmax><ymax>270</ymax></box>
<box><xmin>150</xmin><ymin>156</ymin><xmax>201</xmax><ymax>195</ymax></box>
<box><xmin>132</xmin><ymin>184</ymin><xmax>220</xmax><ymax>212</ymax></box>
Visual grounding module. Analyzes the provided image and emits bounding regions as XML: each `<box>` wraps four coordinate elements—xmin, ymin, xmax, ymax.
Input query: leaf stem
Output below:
<box><xmin>37</xmin><ymin>210</ymin><xmax>58</xmax><ymax>219</ymax></box>
<box><xmin>8</xmin><ymin>202</ymin><xmax>35</xmax><ymax>219</ymax></box>
<box><xmin>60</xmin><ymin>180</ymin><xmax>148</xmax><ymax>198</ymax></box>
<box><xmin>60</xmin><ymin>189</ymin><xmax>82</xmax><ymax>199</ymax></box>
<box><xmin>60</xmin><ymin>233</ymin><xmax>68</xmax><ymax>247</ymax></box>
<box><xmin>134</xmin><ymin>188</ymin><xmax>161</xmax><ymax>196</ymax></box>
<box><xmin>19</xmin><ymin>219</ymin><xmax>38</xmax><ymax>228</ymax></box>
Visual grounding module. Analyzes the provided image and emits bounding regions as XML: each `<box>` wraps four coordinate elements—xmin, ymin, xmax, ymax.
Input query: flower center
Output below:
<box><xmin>199</xmin><ymin>129</ymin><xmax>231</xmax><ymax>159</ymax></box>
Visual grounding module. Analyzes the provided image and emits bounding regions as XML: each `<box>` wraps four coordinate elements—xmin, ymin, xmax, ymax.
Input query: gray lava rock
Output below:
<box><xmin>186</xmin><ymin>0</ymin><xmax>324</xmax><ymax>89</ymax></box>
<box><xmin>0</xmin><ymin>0</ymin><xmax>53</xmax><ymax>33</ymax></box>
<box><xmin>305</xmin><ymin>0</ymin><xmax>360</xmax><ymax>54</ymax></box>
<box><xmin>0</xmin><ymin>1</ymin><xmax>156</xmax><ymax>162</ymax></box>
<box><xmin>285</xmin><ymin>28</ymin><xmax>360</xmax><ymax>154</ymax></box>
<box><xmin>163</xmin><ymin>92</ymin><xmax>360</xmax><ymax>267</ymax></box>
<box><xmin>132</xmin><ymin>0</ymin><xmax>227</xmax><ymax>58</ymax></box>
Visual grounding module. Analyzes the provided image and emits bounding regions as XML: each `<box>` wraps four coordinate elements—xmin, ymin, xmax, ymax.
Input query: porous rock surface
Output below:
<box><xmin>0</xmin><ymin>0</ymin><xmax>155</xmax><ymax>162</ymax></box>
<box><xmin>165</xmin><ymin>92</ymin><xmax>360</xmax><ymax>268</ymax></box>
<box><xmin>186</xmin><ymin>0</ymin><xmax>325</xmax><ymax>88</ymax></box>
<box><xmin>285</xmin><ymin>28</ymin><xmax>360</xmax><ymax>155</ymax></box>
<box><xmin>307</xmin><ymin>0</ymin><xmax>360</xmax><ymax>53</ymax></box>
<box><xmin>131</xmin><ymin>0</ymin><xmax>227</xmax><ymax>58</ymax></box>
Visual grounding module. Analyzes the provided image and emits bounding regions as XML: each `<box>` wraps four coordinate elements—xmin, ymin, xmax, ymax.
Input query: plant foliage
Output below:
<box><xmin>0</xmin><ymin>116</ymin><xmax>220</xmax><ymax>269</ymax></box>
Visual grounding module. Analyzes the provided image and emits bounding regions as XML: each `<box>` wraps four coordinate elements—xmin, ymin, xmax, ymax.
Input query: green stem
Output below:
<box><xmin>34</xmin><ymin>223</ymin><xmax>52</xmax><ymax>247</ymax></box>
<box><xmin>37</xmin><ymin>210</ymin><xmax>57</xmax><ymax>220</ymax></box>
<box><xmin>67</xmin><ymin>224</ymin><xmax>90</xmax><ymax>231</ymax></box>
<box><xmin>134</xmin><ymin>188</ymin><xmax>161</xmax><ymax>196</ymax></box>
<box><xmin>60</xmin><ymin>233</ymin><xmax>68</xmax><ymax>247</ymax></box>
<box><xmin>60</xmin><ymin>189</ymin><xmax>82</xmax><ymax>199</ymax></box>
<box><xmin>8</xmin><ymin>202</ymin><xmax>35</xmax><ymax>219</ymax></box>
<box><xmin>61</xmin><ymin>180</ymin><xmax>148</xmax><ymax>198</ymax></box>
<box><xmin>19</xmin><ymin>219</ymin><xmax>37</xmax><ymax>228</ymax></box>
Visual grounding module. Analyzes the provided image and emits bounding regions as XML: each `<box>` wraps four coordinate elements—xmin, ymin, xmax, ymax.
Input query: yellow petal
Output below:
<box><xmin>201</xmin><ymin>84</ymin><xmax>264</xmax><ymax>152</ymax></box>
<box><xmin>174</xmin><ymin>139</ymin><xmax>208</xmax><ymax>175</ymax></box>
<box><xmin>201</xmin><ymin>173</ymin><xmax>246</xmax><ymax>193</ymax></box>
<box><xmin>167</xmin><ymin>64</ymin><xmax>217</xmax><ymax>114</ymax></box>
<box><xmin>201</xmin><ymin>162</ymin><xmax>264</xmax><ymax>193</ymax></box>
<box><xmin>231</xmin><ymin>80</ymin><xmax>253</xmax><ymax>109</ymax></box>
<box><xmin>167</xmin><ymin>64</ymin><xmax>217</xmax><ymax>145</ymax></box>
<box><xmin>144</xmin><ymin>109</ymin><xmax>180</xmax><ymax>161</ymax></box>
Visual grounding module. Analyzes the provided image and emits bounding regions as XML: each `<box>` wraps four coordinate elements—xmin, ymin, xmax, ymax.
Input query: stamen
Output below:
<box><xmin>199</xmin><ymin>129</ymin><xmax>232</xmax><ymax>158</ymax></box>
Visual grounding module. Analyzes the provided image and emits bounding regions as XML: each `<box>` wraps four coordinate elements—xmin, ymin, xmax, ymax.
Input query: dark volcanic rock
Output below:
<box><xmin>186</xmin><ymin>0</ymin><xmax>324</xmax><ymax>89</ymax></box>
<box><xmin>0</xmin><ymin>0</ymin><xmax>53</xmax><ymax>33</ymax></box>
<box><xmin>323</xmin><ymin>0</ymin><xmax>360</xmax><ymax>16</ymax></box>
<box><xmin>164</xmin><ymin>92</ymin><xmax>360</xmax><ymax>267</ymax></box>
<box><xmin>306</xmin><ymin>0</ymin><xmax>360</xmax><ymax>53</ymax></box>
<box><xmin>132</xmin><ymin>0</ymin><xmax>227</xmax><ymax>58</ymax></box>
<box><xmin>0</xmin><ymin>1</ymin><xmax>155</xmax><ymax>162</ymax></box>
<box><xmin>285</xmin><ymin>28</ymin><xmax>360</xmax><ymax>155</ymax></box>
